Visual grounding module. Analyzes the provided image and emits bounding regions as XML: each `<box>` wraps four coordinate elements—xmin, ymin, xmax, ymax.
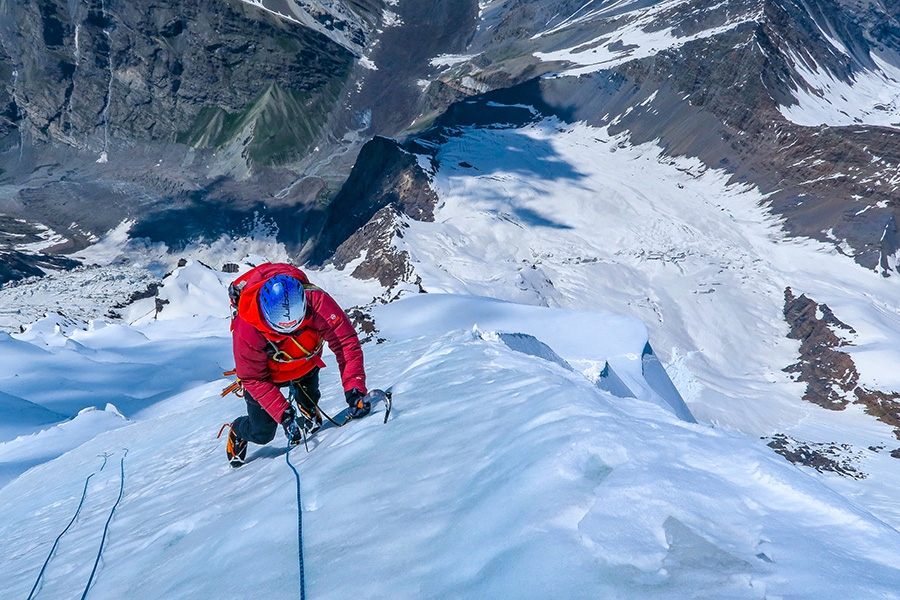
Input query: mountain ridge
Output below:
<box><xmin>4</xmin><ymin>0</ymin><xmax>900</xmax><ymax>282</ymax></box>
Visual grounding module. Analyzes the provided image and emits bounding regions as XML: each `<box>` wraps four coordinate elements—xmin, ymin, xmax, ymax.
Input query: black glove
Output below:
<box><xmin>281</xmin><ymin>407</ymin><xmax>302</xmax><ymax>445</ymax></box>
<box><xmin>345</xmin><ymin>388</ymin><xmax>370</xmax><ymax>419</ymax></box>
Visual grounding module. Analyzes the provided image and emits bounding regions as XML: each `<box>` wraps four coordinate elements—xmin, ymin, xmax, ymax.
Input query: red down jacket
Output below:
<box><xmin>231</xmin><ymin>263</ymin><xmax>366</xmax><ymax>420</ymax></box>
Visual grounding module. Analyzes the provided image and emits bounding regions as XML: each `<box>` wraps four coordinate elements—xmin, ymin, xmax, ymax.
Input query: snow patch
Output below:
<box><xmin>780</xmin><ymin>53</ymin><xmax>900</xmax><ymax>129</ymax></box>
<box><xmin>533</xmin><ymin>1</ymin><xmax>762</xmax><ymax>75</ymax></box>
<box><xmin>382</xmin><ymin>9</ymin><xmax>402</xmax><ymax>27</ymax></box>
<box><xmin>430</xmin><ymin>53</ymin><xmax>479</xmax><ymax>67</ymax></box>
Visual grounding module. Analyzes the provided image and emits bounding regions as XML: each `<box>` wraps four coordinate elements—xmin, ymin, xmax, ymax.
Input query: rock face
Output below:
<box><xmin>765</xmin><ymin>433</ymin><xmax>869</xmax><ymax>478</ymax></box>
<box><xmin>1</xmin><ymin>0</ymin><xmax>355</xmax><ymax>161</ymax></box>
<box><xmin>313</xmin><ymin>136</ymin><xmax>436</xmax><ymax>256</ymax></box>
<box><xmin>306</xmin><ymin>135</ymin><xmax>436</xmax><ymax>288</ymax></box>
<box><xmin>783</xmin><ymin>287</ymin><xmax>900</xmax><ymax>439</ymax></box>
<box><xmin>0</xmin><ymin>0</ymin><xmax>482</xmax><ymax>283</ymax></box>
<box><xmin>0</xmin><ymin>0</ymin><xmax>366</xmax><ymax>282</ymax></box>
<box><xmin>783</xmin><ymin>287</ymin><xmax>859</xmax><ymax>410</ymax></box>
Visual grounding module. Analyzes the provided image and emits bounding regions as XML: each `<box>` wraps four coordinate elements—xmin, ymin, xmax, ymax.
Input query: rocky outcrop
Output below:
<box><xmin>0</xmin><ymin>250</ymin><xmax>79</xmax><ymax>285</ymax></box>
<box><xmin>854</xmin><ymin>387</ymin><xmax>900</xmax><ymax>439</ymax></box>
<box><xmin>783</xmin><ymin>287</ymin><xmax>900</xmax><ymax>443</ymax></box>
<box><xmin>783</xmin><ymin>287</ymin><xmax>858</xmax><ymax>409</ymax></box>
<box><xmin>765</xmin><ymin>433</ymin><xmax>868</xmax><ymax>478</ymax></box>
<box><xmin>306</xmin><ymin>135</ymin><xmax>436</xmax><ymax>288</ymax></box>
<box><xmin>336</xmin><ymin>205</ymin><xmax>420</xmax><ymax>290</ymax></box>
<box><xmin>0</xmin><ymin>215</ymin><xmax>79</xmax><ymax>285</ymax></box>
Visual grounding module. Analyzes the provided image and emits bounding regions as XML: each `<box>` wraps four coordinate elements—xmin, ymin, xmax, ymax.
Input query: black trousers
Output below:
<box><xmin>233</xmin><ymin>368</ymin><xmax>321</xmax><ymax>445</ymax></box>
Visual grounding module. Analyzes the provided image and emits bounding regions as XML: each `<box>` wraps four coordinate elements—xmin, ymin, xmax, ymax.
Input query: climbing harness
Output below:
<box><xmin>80</xmin><ymin>449</ymin><xmax>128</xmax><ymax>600</ymax></box>
<box><xmin>271</xmin><ymin>335</ymin><xmax>325</xmax><ymax>364</ymax></box>
<box><xmin>26</xmin><ymin>454</ymin><xmax>111</xmax><ymax>600</ymax></box>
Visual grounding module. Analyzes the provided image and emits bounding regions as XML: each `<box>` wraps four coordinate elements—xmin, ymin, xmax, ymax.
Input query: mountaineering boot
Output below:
<box><xmin>224</xmin><ymin>423</ymin><xmax>247</xmax><ymax>467</ymax></box>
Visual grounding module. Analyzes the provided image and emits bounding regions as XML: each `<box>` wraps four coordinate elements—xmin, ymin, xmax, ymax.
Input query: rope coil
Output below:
<box><xmin>26</xmin><ymin>455</ymin><xmax>107</xmax><ymax>600</ymax></box>
<box><xmin>80</xmin><ymin>449</ymin><xmax>128</xmax><ymax>600</ymax></box>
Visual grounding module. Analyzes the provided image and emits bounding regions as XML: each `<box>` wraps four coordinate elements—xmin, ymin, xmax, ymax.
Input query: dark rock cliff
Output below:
<box><xmin>783</xmin><ymin>287</ymin><xmax>900</xmax><ymax>439</ymax></box>
<box><xmin>0</xmin><ymin>0</ymin><xmax>355</xmax><ymax>160</ymax></box>
<box><xmin>306</xmin><ymin>135</ymin><xmax>436</xmax><ymax>287</ymax></box>
<box><xmin>0</xmin><ymin>0</ymin><xmax>364</xmax><ymax>283</ymax></box>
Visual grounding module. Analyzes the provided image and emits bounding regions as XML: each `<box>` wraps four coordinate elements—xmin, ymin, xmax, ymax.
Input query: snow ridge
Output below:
<box><xmin>1</xmin><ymin>261</ymin><xmax>900</xmax><ymax>598</ymax></box>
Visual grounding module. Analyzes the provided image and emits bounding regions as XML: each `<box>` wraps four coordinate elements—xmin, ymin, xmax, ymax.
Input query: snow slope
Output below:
<box><xmin>384</xmin><ymin>118</ymin><xmax>900</xmax><ymax>534</ymax></box>
<box><xmin>0</xmin><ymin>387</ymin><xmax>65</xmax><ymax>442</ymax></box>
<box><xmin>532</xmin><ymin>0</ymin><xmax>762</xmax><ymax>76</ymax></box>
<box><xmin>2</xmin><ymin>263</ymin><xmax>900</xmax><ymax>599</ymax></box>
<box><xmin>398</xmin><ymin>119</ymin><xmax>900</xmax><ymax>429</ymax></box>
<box><xmin>781</xmin><ymin>53</ymin><xmax>900</xmax><ymax>129</ymax></box>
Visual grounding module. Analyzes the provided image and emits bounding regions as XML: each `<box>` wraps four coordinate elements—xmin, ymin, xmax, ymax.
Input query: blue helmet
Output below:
<box><xmin>258</xmin><ymin>275</ymin><xmax>307</xmax><ymax>333</ymax></box>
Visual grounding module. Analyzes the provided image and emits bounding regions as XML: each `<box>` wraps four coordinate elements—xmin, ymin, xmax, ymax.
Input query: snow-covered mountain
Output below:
<box><xmin>2</xmin><ymin>260</ymin><xmax>900</xmax><ymax>599</ymax></box>
<box><xmin>4</xmin><ymin>0</ymin><xmax>900</xmax><ymax>596</ymax></box>
<box><xmin>4</xmin><ymin>0</ymin><xmax>900</xmax><ymax>278</ymax></box>
<box><xmin>2</xmin><ymin>120</ymin><xmax>900</xmax><ymax>595</ymax></box>
<box><xmin>0</xmin><ymin>0</ymin><xmax>475</xmax><ymax>274</ymax></box>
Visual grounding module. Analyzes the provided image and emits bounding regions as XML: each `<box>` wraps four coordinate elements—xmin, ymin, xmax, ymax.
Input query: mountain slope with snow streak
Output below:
<box><xmin>521</xmin><ymin>0</ymin><xmax>900</xmax><ymax>130</ymax></box>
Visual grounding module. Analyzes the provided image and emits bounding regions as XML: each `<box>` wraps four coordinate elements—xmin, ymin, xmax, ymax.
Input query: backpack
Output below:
<box><xmin>227</xmin><ymin>274</ymin><xmax>250</xmax><ymax>320</ymax></box>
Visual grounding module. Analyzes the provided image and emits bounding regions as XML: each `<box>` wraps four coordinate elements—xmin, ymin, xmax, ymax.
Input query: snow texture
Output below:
<box><xmin>388</xmin><ymin>119</ymin><xmax>900</xmax><ymax>535</ymax></box>
<box><xmin>0</xmin><ymin>257</ymin><xmax>899</xmax><ymax>599</ymax></box>
<box><xmin>3</xmin><ymin>115</ymin><xmax>900</xmax><ymax>597</ymax></box>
